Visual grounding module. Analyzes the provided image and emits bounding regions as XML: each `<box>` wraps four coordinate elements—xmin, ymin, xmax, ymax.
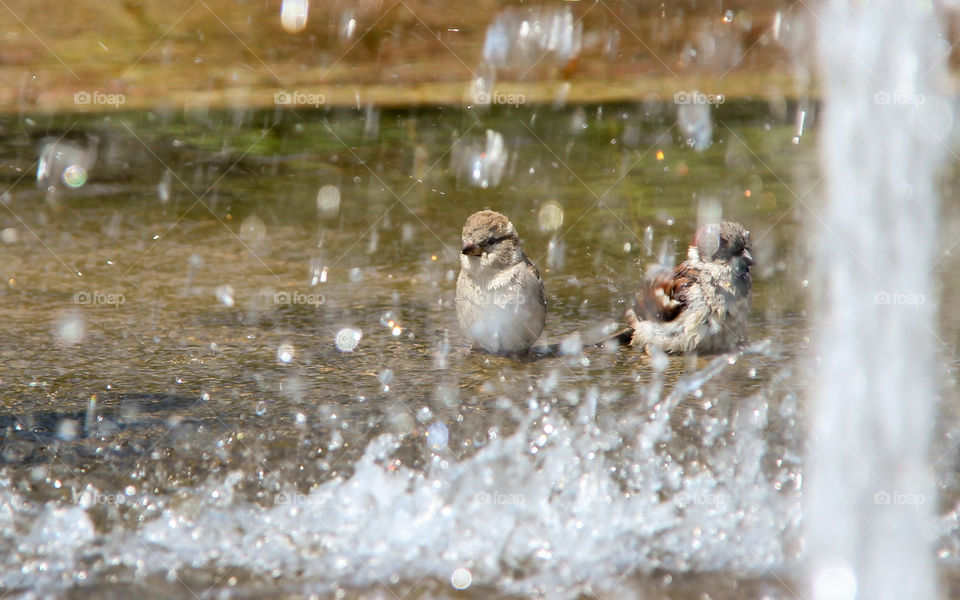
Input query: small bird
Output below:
<box><xmin>614</xmin><ymin>221</ymin><xmax>754</xmax><ymax>354</ymax></box>
<box><xmin>456</xmin><ymin>210</ymin><xmax>547</xmax><ymax>355</ymax></box>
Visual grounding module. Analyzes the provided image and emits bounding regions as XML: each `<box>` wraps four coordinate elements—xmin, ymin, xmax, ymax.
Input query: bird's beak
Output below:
<box><xmin>741</xmin><ymin>249</ymin><xmax>754</xmax><ymax>266</ymax></box>
<box><xmin>461</xmin><ymin>243</ymin><xmax>483</xmax><ymax>257</ymax></box>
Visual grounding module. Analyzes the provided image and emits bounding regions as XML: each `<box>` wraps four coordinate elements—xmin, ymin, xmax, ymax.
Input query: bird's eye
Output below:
<box><xmin>485</xmin><ymin>236</ymin><xmax>498</xmax><ymax>247</ymax></box>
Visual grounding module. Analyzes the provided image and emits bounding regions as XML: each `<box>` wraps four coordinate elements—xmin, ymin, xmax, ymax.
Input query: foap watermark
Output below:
<box><xmin>476</xmin><ymin>288</ymin><xmax>529</xmax><ymax>311</ymax></box>
<box><xmin>267</xmin><ymin>290</ymin><xmax>326</xmax><ymax>307</ymax></box>
<box><xmin>275</xmin><ymin>491</ymin><xmax>322</xmax><ymax>506</ymax></box>
<box><xmin>874</xmin><ymin>290</ymin><xmax>925</xmax><ymax>307</ymax></box>
<box><xmin>90</xmin><ymin>492</ymin><xmax>129</xmax><ymax>505</ymax></box>
<box><xmin>874</xmin><ymin>91</ymin><xmax>925</xmax><ymax>106</ymax></box>
<box><xmin>74</xmin><ymin>91</ymin><xmax>125</xmax><ymax>108</ymax></box>
<box><xmin>472</xmin><ymin>491</ymin><xmax>525</xmax><ymax>505</ymax></box>
<box><xmin>674</xmin><ymin>91</ymin><xmax>725</xmax><ymax>106</ymax></box>
<box><xmin>676</xmin><ymin>491</ymin><xmax>728</xmax><ymax>506</ymax></box>
<box><xmin>74</xmin><ymin>290</ymin><xmax>125</xmax><ymax>307</ymax></box>
<box><xmin>274</xmin><ymin>90</ymin><xmax>326</xmax><ymax>107</ymax></box>
<box><xmin>873</xmin><ymin>490</ymin><xmax>926</xmax><ymax>506</ymax></box>
<box><xmin>474</xmin><ymin>91</ymin><xmax>526</xmax><ymax>106</ymax></box>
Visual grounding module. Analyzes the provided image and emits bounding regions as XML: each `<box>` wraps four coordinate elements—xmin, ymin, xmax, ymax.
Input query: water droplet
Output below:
<box><xmin>56</xmin><ymin>419</ymin><xmax>78</xmax><ymax>441</ymax></box>
<box><xmin>677</xmin><ymin>101</ymin><xmax>713</xmax><ymax>152</ymax></box>
<box><xmin>309</xmin><ymin>260</ymin><xmax>327</xmax><ymax>286</ymax></box>
<box><xmin>335</xmin><ymin>327</ymin><xmax>362</xmax><ymax>352</ymax></box>
<box><xmin>240</xmin><ymin>216</ymin><xmax>266</xmax><ymax>242</ymax></box>
<box><xmin>339</xmin><ymin>12</ymin><xmax>357</xmax><ymax>43</ymax></box>
<box><xmin>280</xmin><ymin>0</ymin><xmax>309</xmax><ymax>33</ymax></box>
<box><xmin>427</xmin><ymin>422</ymin><xmax>449</xmax><ymax>451</ymax></box>
<box><xmin>317</xmin><ymin>185</ymin><xmax>341</xmax><ymax>216</ymax></box>
<box><xmin>37</xmin><ymin>139</ymin><xmax>95</xmax><ymax>192</ymax></box>
<box><xmin>416</xmin><ymin>406</ymin><xmax>433</xmax><ymax>422</ymax></box>
<box><xmin>482</xmin><ymin>6</ymin><xmax>581</xmax><ymax>70</ymax></box>
<box><xmin>157</xmin><ymin>169</ymin><xmax>172</xmax><ymax>203</ymax></box>
<box><xmin>538</xmin><ymin>201</ymin><xmax>564</xmax><ymax>232</ymax></box>
<box><xmin>54</xmin><ymin>311</ymin><xmax>85</xmax><ymax>345</ymax></box>
<box><xmin>380</xmin><ymin>311</ymin><xmax>403</xmax><ymax>335</ymax></box>
<box><xmin>559</xmin><ymin>332</ymin><xmax>583</xmax><ymax>356</ymax></box>
<box><xmin>450</xmin><ymin>567</ymin><xmax>472</xmax><ymax>590</ymax></box>
<box><xmin>452</xmin><ymin>129</ymin><xmax>507</xmax><ymax>189</ymax></box>
<box><xmin>364</xmin><ymin>103</ymin><xmax>380</xmax><ymax>139</ymax></box>
<box><xmin>62</xmin><ymin>165</ymin><xmax>87</xmax><ymax>188</ymax></box>
<box><xmin>277</xmin><ymin>342</ymin><xmax>295</xmax><ymax>363</ymax></box>
<box><xmin>547</xmin><ymin>238</ymin><xmax>566</xmax><ymax>270</ymax></box>
<box><xmin>215</xmin><ymin>284</ymin><xmax>235</xmax><ymax>307</ymax></box>
<box><xmin>650</xmin><ymin>348</ymin><xmax>669</xmax><ymax>373</ymax></box>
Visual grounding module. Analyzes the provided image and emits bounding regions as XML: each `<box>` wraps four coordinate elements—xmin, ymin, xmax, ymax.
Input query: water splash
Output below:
<box><xmin>808</xmin><ymin>2</ymin><xmax>949</xmax><ymax>598</ymax></box>
<box><xmin>0</xmin><ymin>344</ymin><xmax>799</xmax><ymax>597</ymax></box>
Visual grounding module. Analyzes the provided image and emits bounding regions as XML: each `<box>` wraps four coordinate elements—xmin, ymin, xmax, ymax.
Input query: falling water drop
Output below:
<box><xmin>62</xmin><ymin>165</ymin><xmax>87</xmax><ymax>188</ymax></box>
<box><xmin>215</xmin><ymin>285</ymin><xmax>235</xmax><ymax>307</ymax></box>
<box><xmin>339</xmin><ymin>11</ymin><xmax>357</xmax><ymax>43</ymax></box>
<box><xmin>277</xmin><ymin>342</ymin><xmax>295</xmax><ymax>364</ymax></box>
<box><xmin>538</xmin><ymin>201</ymin><xmax>564</xmax><ymax>232</ymax></box>
<box><xmin>54</xmin><ymin>311</ymin><xmax>85</xmax><ymax>346</ymax></box>
<box><xmin>157</xmin><ymin>169</ymin><xmax>172</xmax><ymax>203</ymax></box>
<box><xmin>280</xmin><ymin>0</ymin><xmax>309</xmax><ymax>33</ymax></box>
<box><xmin>450</xmin><ymin>567</ymin><xmax>472</xmax><ymax>590</ymax></box>
<box><xmin>427</xmin><ymin>422</ymin><xmax>449</xmax><ymax>451</ymax></box>
<box><xmin>335</xmin><ymin>328</ymin><xmax>362</xmax><ymax>352</ymax></box>
<box><xmin>317</xmin><ymin>185</ymin><xmax>341</xmax><ymax>216</ymax></box>
<box><xmin>677</xmin><ymin>101</ymin><xmax>713</xmax><ymax>151</ymax></box>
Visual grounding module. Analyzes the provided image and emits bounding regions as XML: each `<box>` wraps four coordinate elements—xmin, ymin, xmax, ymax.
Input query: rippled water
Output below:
<box><xmin>0</xmin><ymin>103</ymin><xmax>952</xmax><ymax>598</ymax></box>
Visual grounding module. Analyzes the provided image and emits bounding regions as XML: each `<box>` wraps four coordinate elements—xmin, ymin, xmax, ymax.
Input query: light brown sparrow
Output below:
<box><xmin>456</xmin><ymin>210</ymin><xmax>547</xmax><ymax>355</ymax></box>
<box><xmin>616</xmin><ymin>221</ymin><xmax>754</xmax><ymax>354</ymax></box>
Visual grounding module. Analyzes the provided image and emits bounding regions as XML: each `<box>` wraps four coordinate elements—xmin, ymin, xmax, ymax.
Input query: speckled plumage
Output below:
<box><xmin>455</xmin><ymin>210</ymin><xmax>546</xmax><ymax>355</ymax></box>
<box><xmin>625</xmin><ymin>221</ymin><xmax>753</xmax><ymax>354</ymax></box>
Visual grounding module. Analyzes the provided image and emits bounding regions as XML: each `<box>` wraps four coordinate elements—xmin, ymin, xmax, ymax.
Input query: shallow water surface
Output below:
<box><xmin>0</xmin><ymin>102</ymin><xmax>882</xmax><ymax>597</ymax></box>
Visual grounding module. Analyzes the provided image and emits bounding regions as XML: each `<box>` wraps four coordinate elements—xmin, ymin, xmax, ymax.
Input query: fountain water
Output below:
<box><xmin>808</xmin><ymin>1</ymin><xmax>950</xmax><ymax>598</ymax></box>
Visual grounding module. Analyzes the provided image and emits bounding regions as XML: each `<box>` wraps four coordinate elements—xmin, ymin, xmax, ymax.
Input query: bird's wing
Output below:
<box><xmin>632</xmin><ymin>262</ymin><xmax>696</xmax><ymax>323</ymax></box>
<box><xmin>521</xmin><ymin>252</ymin><xmax>547</xmax><ymax>309</ymax></box>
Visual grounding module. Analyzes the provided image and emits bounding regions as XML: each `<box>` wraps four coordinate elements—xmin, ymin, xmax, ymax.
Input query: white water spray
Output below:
<box><xmin>809</xmin><ymin>2</ymin><xmax>950</xmax><ymax>599</ymax></box>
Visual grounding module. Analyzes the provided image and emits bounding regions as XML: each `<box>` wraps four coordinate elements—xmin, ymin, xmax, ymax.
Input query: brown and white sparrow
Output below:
<box><xmin>456</xmin><ymin>210</ymin><xmax>547</xmax><ymax>355</ymax></box>
<box><xmin>616</xmin><ymin>221</ymin><xmax>754</xmax><ymax>354</ymax></box>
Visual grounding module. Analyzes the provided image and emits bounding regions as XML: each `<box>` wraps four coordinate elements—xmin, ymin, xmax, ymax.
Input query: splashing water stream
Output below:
<box><xmin>808</xmin><ymin>1</ymin><xmax>949</xmax><ymax>598</ymax></box>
